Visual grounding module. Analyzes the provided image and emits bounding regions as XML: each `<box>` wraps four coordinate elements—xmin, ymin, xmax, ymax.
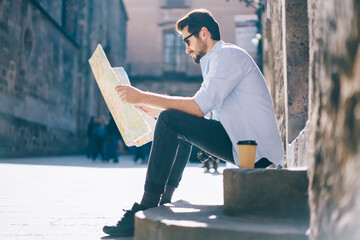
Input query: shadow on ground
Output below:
<box><xmin>0</xmin><ymin>155</ymin><xmax>148</xmax><ymax>169</ymax></box>
<box><xmin>0</xmin><ymin>155</ymin><xmax>226</xmax><ymax>170</ymax></box>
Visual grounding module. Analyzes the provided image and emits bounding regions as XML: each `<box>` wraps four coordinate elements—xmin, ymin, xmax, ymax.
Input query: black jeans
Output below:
<box><xmin>144</xmin><ymin>109</ymin><xmax>234</xmax><ymax>194</ymax></box>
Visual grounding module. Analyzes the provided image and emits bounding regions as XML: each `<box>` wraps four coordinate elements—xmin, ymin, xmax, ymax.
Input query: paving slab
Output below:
<box><xmin>0</xmin><ymin>155</ymin><xmax>225</xmax><ymax>240</ymax></box>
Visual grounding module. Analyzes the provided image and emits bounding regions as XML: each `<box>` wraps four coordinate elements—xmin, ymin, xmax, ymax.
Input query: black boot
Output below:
<box><xmin>103</xmin><ymin>203</ymin><xmax>147</xmax><ymax>237</ymax></box>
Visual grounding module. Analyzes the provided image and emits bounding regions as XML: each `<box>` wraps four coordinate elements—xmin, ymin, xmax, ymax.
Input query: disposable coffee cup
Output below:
<box><xmin>237</xmin><ymin>140</ymin><xmax>257</xmax><ymax>168</ymax></box>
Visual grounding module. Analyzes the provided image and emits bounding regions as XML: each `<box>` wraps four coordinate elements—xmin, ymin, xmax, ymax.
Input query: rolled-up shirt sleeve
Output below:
<box><xmin>194</xmin><ymin>49</ymin><xmax>247</xmax><ymax>116</ymax></box>
<box><xmin>193</xmin><ymin>85</ymin><xmax>212</xmax><ymax>116</ymax></box>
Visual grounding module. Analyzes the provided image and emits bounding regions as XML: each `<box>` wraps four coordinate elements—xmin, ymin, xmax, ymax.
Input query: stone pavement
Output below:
<box><xmin>0</xmin><ymin>155</ymin><xmax>225</xmax><ymax>240</ymax></box>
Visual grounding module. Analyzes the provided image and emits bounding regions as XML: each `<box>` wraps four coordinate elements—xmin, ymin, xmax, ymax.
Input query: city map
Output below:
<box><xmin>89</xmin><ymin>44</ymin><xmax>156</xmax><ymax>147</ymax></box>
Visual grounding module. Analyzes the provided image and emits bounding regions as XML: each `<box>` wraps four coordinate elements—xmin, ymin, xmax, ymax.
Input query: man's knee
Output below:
<box><xmin>158</xmin><ymin>109</ymin><xmax>184</xmax><ymax>124</ymax></box>
<box><xmin>157</xmin><ymin>109</ymin><xmax>198</xmax><ymax>133</ymax></box>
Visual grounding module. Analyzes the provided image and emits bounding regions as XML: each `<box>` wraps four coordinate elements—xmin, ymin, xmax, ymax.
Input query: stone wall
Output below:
<box><xmin>307</xmin><ymin>0</ymin><xmax>360</xmax><ymax>239</ymax></box>
<box><xmin>0</xmin><ymin>0</ymin><xmax>127</xmax><ymax>157</ymax></box>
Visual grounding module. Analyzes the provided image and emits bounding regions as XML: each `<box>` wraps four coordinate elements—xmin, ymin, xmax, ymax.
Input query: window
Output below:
<box><xmin>163</xmin><ymin>31</ymin><xmax>186</xmax><ymax>73</ymax></box>
<box><xmin>161</xmin><ymin>0</ymin><xmax>189</xmax><ymax>8</ymax></box>
<box><xmin>166</xmin><ymin>0</ymin><xmax>185</xmax><ymax>5</ymax></box>
<box><xmin>62</xmin><ymin>0</ymin><xmax>78</xmax><ymax>38</ymax></box>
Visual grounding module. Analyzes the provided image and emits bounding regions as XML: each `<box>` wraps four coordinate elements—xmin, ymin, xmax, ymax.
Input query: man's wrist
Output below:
<box><xmin>140</xmin><ymin>91</ymin><xmax>151</xmax><ymax>105</ymax></box>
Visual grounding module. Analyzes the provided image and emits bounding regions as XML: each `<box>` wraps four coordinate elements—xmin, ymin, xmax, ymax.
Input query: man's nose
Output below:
<box><xmin>185</xmin><ymin>45</ymin><xmax>191</xmax><ymax>54</ymax></box>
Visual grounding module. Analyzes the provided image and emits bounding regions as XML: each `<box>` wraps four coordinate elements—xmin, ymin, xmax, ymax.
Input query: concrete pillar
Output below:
<box><xmin>261</xmin><ymin>0</ymin><xmax>287</xmax><ymax>160</ymax></box>
<box><xmin>262</xmin><ymin>0</ymin><xmax>309</xmax><ymax>167</ymax></box>
<box><xmin>283</xmin><ymin>0</ymin><xmax>309</xmax><ymax>168</ymax></box>
<box><xmin>284</xmin><ymin>0</ymin><xmax>309</xmax><ymax>143</ymax></box>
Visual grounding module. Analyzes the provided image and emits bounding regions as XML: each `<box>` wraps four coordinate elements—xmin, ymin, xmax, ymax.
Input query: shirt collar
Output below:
<box><xmin>200</xmin><ymin>40</ymin><xmax>224</xmax><ymax>64</ymax></box>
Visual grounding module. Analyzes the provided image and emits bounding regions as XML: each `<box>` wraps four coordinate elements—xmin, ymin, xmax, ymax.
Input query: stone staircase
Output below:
<box><xmin>134</xmin><ymin>168</ymin><xmax>309</xmax><ymax>240</ymax></box>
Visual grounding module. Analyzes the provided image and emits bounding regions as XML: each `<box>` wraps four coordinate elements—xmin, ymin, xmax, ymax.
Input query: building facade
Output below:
<box><xmin>0</xmin><ymin>0</ymin><xmax>128</xmax><ymax>157</ymax></box>
<box><xmin>124</xmin><ymin>0</ymin><xmax>256</xmax><ymax>79</ymax></box>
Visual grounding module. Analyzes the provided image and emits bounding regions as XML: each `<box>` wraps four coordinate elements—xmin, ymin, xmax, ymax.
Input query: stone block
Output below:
<box><xmin>135</xmin><ymin>200</ymin><xmax>308</xmax><ymax>240</ymax></box>
<box><xmin>223</xmin><ymin>168</ymin><xmax>309</xmax><ymax>219</ymax></box>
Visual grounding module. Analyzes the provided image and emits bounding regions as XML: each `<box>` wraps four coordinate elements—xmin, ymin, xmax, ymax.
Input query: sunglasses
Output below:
<box><xmin>183</xmin><ymin>28</ymin><xmax>202</xmax><ymax>46</ymax></box>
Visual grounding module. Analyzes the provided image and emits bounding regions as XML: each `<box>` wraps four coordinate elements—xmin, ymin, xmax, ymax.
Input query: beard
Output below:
<box><xmin>192</xmin><ymin>40</ymin><xmax>207</xmax><ymax>64</ymax></box>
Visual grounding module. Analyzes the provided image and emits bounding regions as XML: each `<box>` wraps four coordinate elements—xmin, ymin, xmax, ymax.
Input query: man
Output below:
<box><xmin>103</xmin><ymin>9</ymin><xmax>284</xmax><ymax>237</ymax></box>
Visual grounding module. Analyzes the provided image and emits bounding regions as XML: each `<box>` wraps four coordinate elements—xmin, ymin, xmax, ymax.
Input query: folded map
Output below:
<box><xmin>89</xmin><ymin>44</ymin><xmax>155</xmax><ymax>147</ymax></box>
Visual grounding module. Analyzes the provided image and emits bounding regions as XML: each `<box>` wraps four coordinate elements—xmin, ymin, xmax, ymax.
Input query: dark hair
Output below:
<box><xmin>176</xmin><ymin>9</ymin><xmax>221</xmax><ymax>40</ymax></box>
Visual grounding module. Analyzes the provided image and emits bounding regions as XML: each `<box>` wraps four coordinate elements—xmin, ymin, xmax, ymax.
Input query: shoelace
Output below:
<box><xmin>117</xmin><ymin>208</ymin><xmax>133</xmax><ymax>224</ymax></box>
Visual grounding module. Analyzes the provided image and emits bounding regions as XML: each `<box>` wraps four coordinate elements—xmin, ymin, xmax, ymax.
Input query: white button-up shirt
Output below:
<box><xmin>194</xmin><ymin>41</ymin><xmax>284</xmax><ymax>166</ymax></box>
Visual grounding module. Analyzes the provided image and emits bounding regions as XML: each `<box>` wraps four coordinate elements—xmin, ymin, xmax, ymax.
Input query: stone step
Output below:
<box><xmin>134</xmin><ymin>200</ymin><xmax>309</xmax><ymax>240</ymax></box>
<box><xmin>223</xmin><ymin>168</ymin><xmax>309</xmax><ymax>219</ymax></box>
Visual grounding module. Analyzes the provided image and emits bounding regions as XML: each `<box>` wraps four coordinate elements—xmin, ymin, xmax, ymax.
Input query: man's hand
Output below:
<box><xmin>115</xmin><ymin>85</ymin><xmax>143</xmax><ymax>104</ymax></box>
<box><xmin>115</xmin><ymin>84</ymin><xmax>203</xmax><ymax>117</ymax></box>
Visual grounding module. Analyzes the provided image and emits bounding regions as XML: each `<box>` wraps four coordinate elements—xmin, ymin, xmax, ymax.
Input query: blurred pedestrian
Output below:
<box><xmin>86</xmin><ymin>116</ymin><xmax>97</xmax><ymax>158</ymax></box>
<box><xmin>104</xmin><ymin>113</ymin><xmax>120</xmax><ymax>163</ymax></box>
<box><xmin>197</xmin><ymin>150</ymin><xmax>219</xmax><ymax>173</ymax></box>
<box><xmin>133</xmin><ymin>142</ymin><xmax>152</xmax><ymax>164</ymax></box>
<box><xmin>92</xmin><ymin>115</ymin><xmax>107</xmax><ymax>161</ymax></box>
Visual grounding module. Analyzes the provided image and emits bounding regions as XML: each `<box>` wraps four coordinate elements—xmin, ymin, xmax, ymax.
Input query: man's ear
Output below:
<box><xmin>200</xmin><ymin>27</ymin><xmax>210</xmax><ymax>40</ymax></box>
